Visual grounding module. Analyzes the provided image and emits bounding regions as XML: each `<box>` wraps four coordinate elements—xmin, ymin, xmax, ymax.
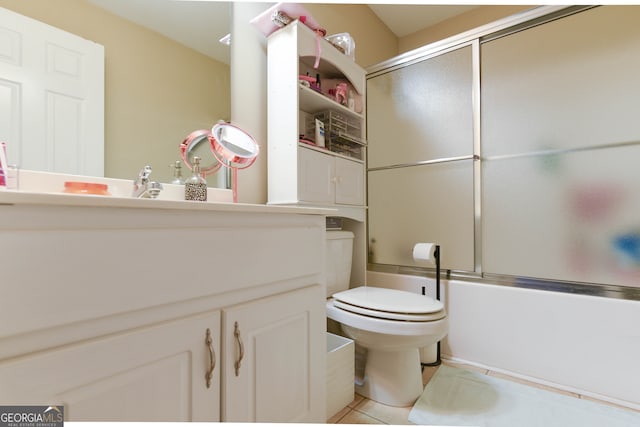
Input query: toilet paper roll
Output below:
<box><xmin>413</xmin><ymin>243</ymin><xmax>436</xmax><ymax>263</ymax></box>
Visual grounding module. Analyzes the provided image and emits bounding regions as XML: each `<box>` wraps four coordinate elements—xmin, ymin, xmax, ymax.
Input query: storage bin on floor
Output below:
<box><xmin>326</xmin><ymin>332</ymin><xmax>355</xmax><ymax>420</ymax></box>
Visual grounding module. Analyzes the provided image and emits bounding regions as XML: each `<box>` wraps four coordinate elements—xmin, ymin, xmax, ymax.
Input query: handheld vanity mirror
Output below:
<box><xmin>209</xmin><ymin>121</ymin><xmax>259</xmax><ymax>203</ymax></box>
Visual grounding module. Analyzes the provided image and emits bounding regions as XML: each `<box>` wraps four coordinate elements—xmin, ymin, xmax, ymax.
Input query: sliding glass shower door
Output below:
<box><xmin>367</xmin><ymin>45</ymin><xmax>476</xmax><ymax>272</ymax></box>
<box><xmin>481</xmin><ymin>6</ymin><xmax>640</xmax><ymax>287</ymax></box>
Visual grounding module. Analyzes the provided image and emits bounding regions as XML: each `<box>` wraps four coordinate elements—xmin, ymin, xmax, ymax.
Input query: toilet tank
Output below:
<box><xmin>326</xmin><ymin>231</ymin><xmax>354</xmax><ymax>298</ymax></box>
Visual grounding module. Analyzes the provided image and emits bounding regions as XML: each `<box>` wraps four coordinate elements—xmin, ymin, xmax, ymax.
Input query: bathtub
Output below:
<box><xmin>367</xmin><ymin>270</ymin><xmax>640</xmax><ymax>410</ymax></box>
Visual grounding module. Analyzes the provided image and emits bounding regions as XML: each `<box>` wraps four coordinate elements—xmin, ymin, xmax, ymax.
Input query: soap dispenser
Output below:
<box><xmin>169</xmin><ymin>160</ymin><xmax>185</xmax><ymax>185</ymax></box>
<box><xmin>185</xmin><ymin>156</ymin><xmax>207</xmax><ymax>201</ymax></box>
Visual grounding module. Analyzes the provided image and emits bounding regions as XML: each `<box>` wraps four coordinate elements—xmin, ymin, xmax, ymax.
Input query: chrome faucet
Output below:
<box><xmin>132</xmin><ymin>165</ymin><xmax>163</xmax><ymax>198</ymax></box>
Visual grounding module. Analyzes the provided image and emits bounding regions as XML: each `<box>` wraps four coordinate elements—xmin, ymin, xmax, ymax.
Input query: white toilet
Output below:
<box><xmin>325</xmin><ymin>231</ymin><xmax>448</xmax><ymax>407</ymax></box>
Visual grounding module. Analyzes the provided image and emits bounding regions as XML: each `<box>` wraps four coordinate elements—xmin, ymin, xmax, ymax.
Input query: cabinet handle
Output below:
<box><xmin>205</xmin><ymin>328</ymin><xmax>216</xmax><ymax>389</ymax></box>
<box><xmin>234</xmin><ymin>321</ymin><xmax>244</xmax><ymax>377</ymax></box>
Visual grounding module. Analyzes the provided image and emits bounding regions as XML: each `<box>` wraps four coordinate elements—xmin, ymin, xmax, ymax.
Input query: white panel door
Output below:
<box><xmin>222</xmin><ymin>285</ymin><xmax>325</xmax><ymax>423</ymax></box>
<box><xmin>335</xmin><ymin>157</ymin><xmax>364</xmax><ymax>205</ymax></box>
<box><xmin>0</xmin><ymin>311</ymin><xmax>221</xmax><ymax>422</ymax></box>
<box><xmin>0</xmin><ymin>7</ymin><xmax>104</xmax><ymax>175</ymax></box>
<box><xmin>298</xmin><ymin>146</ymin><xmax>335</xmax><ymax>204</ymax></box>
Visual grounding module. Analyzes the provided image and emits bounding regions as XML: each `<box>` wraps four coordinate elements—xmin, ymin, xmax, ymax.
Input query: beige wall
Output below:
<box><xmin>0</xmin><ymin>0</ymin><xmax>230</xmax><ymax>183</ymax></box>
<box><xmin>303</xmin><ymin>3</ymin><xmax>398</xmax><ymax>69</ymax></box>
<box><xmin>304</xmin><ymin>4</ymin><xmax>533</xmax><ymax>67</ymax></box>
<box><xmin>399</xmin><ymin>5</ymin><xmax>534</xmax><ymax>54</ymax></box>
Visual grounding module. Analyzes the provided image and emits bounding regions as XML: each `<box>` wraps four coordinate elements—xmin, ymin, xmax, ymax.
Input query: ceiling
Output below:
<box><xmin>368</xmin><ymin>4</ymin><xmax>478</xmax><ymax>38</ymax></box>
<box><xmin>87</xmin><ymin>1</ymin><xmax>477</xmax><ymax>64</ymax></box>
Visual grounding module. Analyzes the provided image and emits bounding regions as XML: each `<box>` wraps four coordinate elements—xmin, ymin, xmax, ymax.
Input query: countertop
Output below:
<box><xmin>0</xmin><ymin>189</ymin><xmax>335</xmax><ymax>215</ymax></box>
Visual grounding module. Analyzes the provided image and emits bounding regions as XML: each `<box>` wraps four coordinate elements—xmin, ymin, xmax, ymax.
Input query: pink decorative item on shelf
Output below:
<box><xmin>334</xmin><ymin>82</ymin><xmax>348</xmax><ymax>105</ymax></box>
<box><xmin>299</xmin><ymin>74</ymin><xmax>322</xmax><ymax>92</ymax></box>
<box><xmin>251</xmin><ymin>3</ymin><xmax>326</xmax><ymax>68</ymax></box>
<box><xmin>299</xmin><ymin>75</ymin><xmax>316</xmax><ymax>85</ymax></box>
<box><xmin>250</xmin><ymin>3</ymin><xmax>325</xmax><ymax>38</ymax></box>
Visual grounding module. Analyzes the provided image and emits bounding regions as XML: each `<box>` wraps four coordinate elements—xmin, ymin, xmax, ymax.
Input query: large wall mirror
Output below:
<box><xmin>0</xmin><ymin>0</ymin><xmax>231</xmax><ymax>185</ymax></box>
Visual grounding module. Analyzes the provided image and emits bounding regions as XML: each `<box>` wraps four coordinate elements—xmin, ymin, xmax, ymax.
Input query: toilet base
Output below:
<box><xmin>355</xmin><ymin>347</ymin><xmax>424</xmax><ymax>407</ymax></box>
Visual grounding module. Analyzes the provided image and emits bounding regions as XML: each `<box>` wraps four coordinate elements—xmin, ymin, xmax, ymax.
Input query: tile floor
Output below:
<box><xmin>327</xmin><ymin>360</ymin><xmax>639</xmax><ymax>424</ymax></box>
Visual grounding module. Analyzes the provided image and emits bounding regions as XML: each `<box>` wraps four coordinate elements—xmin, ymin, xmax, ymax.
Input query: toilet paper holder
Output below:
<box><xmin>429</xmin><ymin>244</ymin><xmax>442</xmax><ymax>366</ymax></box>
<box><xmin>414</xmin><ymin>243</ymin><xmax>442</xmax><ymax>366</ymax></box>
<box><xmin>412</xmin><ymin>242</ymin><xmax>441</xmax><ymax>300</ymax></box>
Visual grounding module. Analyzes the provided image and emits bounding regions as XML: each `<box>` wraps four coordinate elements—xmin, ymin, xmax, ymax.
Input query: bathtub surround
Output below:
<box><xmin>367</xmin><ymin>271</ymin><xmax>640</xmax><ymax>410</ymax></box>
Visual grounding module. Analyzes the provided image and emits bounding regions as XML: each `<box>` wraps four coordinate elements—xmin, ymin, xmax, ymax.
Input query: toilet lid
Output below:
<box><xmin>332</xmin><ymin>286</ymin><xmax>445</xmax><ymax>322</ymax></box>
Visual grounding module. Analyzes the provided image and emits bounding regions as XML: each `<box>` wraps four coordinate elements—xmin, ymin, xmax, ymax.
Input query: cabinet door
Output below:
<box><xmin>298</xmin><ymin>147</ymin><xmax>335</xmax><ymax>204</ymax></box>
<box><xmin>0</xmin><ymin>311</ymin><xmax>221</xmax><ymax>422</ymax></box>
<box><xmin>335</xmin><ymin>157</ymin><xmax>365</xmax><ymax>205</ymax></box>
<box><xmin>222</xmin><ymin>285</ymin><xmax>326</xmax><ymax>423</ymax></box>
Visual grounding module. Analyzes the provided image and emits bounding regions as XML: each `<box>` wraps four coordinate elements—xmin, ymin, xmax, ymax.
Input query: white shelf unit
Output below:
<box><xmin>267</xmin><ymin>20</ymin><xmax>367</xmax><ymax>217</ymax></box>
<box><xmin>267</xmin><ymin>20</ymin><xmax>368</xmax><ymax>287</ymax></box>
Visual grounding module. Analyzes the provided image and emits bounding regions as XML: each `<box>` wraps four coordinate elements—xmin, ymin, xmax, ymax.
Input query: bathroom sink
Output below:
<box><xmin>13</xmin><ymin>169</ymin><xmax>233</xmax><ymax>203</ymax></box>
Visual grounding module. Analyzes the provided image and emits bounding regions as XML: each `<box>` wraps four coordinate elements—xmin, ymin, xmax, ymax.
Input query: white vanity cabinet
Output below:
<box><xmin>0</xmin><ymin>194</ymin><xmax>327</xmax><ymax>422</ymax></box>
<box><xmin>0</xmin><ymin>311</ymin><xmax>222</xmax><ymax>422</ymax></box>
<box><xmin>267</xmin><ymin>20</ymin><xmax>367</xmax><ymax>219</ymax></box>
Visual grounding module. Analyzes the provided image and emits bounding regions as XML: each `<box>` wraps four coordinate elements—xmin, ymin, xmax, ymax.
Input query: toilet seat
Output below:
<box><xmin>332</xmin><ymin>286</ymin><xmax>445</xmax><ymax>322</ymax></box>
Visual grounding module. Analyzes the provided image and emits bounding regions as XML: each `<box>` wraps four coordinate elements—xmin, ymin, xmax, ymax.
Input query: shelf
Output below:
<box><xmin>298</xmin><ymin>142</ymin><xmax>364</xmax><ymax>164</ymax></box>
<box><xmin>294</xmin><ymin>21</ymin><xmax>365</xmax><ymax>94</ymax></box>
<box><xmin>299</xmin><ymin>84</ymin><xmax>362</xmax><ymax>119</ymax></box>
<box><xmin>330</xmin><ymin>131</ymin><xmax>366</xmax><ymax>147</ymax></box>
<box><xmin>300</xmin><ymin>56</ymin><xmax>345</xmax><ymax>79</ymax></box>
<box><xmin>267</xmin><ymin>18</ymin><xmax>366</xmax><ymax>216</ymax></box>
